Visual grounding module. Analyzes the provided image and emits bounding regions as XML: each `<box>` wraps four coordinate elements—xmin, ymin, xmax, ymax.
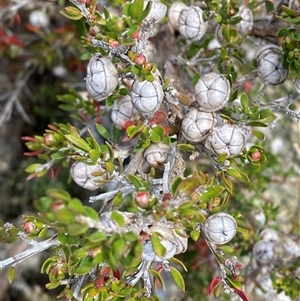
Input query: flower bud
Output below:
<box><xmin>135</xmin><ymin>191</ymin><xmax>150</xmax><ymax>208</ymax></box>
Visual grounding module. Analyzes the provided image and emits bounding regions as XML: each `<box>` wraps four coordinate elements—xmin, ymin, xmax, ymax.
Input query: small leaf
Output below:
<box><xmin>65</xmin><ymin>135</ymin><xmax>91</xmax><ymax>152</ymax></box>
<box><xmin>170</xmin><ymin>267</ymin><xmax>185</xmax><ymax>292</ymax></box>
<box><xmin>240</xmin><ymin>93</ymin><xmax>249</xmax><ymax>114</ymax></box>
<box><xmin>111</xmin><ymin>211</ymin><xmax>126</xmax><ymax>227</ymax></box>
<box><xmin>265</xmin><ymin>0</ymin><xmax>274</xmax><ymax>12</ymax></box>
<box><xmin>151</xmin><ymin>232</ymin><xmax>166</xmax><ymax>258</ymax></box>
<box><xmin>175</xmin><ymin>176</ymin><xmax>199</xmax><ymax>197</ymax></box>
<box><xmin>200</xmin><ymin>186</ymin><xmax>225</xmax><ymax>202</ymax></box>
<box><xmin>112</xmin><ymin>191</ymin><xmax>123</xmax><ymax>207</ymax></box>
<box><xmin>127</xmin><ymin>173</ymin><xmax>144</xmax><ymax>189</ymax></box>
<box><xmin>95</xmin><ymin>123</ymin><xmax>110</xmax><ymax>140</ymax></box>
<box><xmin>136</xmin><ymin>0</ymin><xmax>152</xmax><ymax>22</ymax></box>
<box><xmin>250</xmin><ymin>129</ymin><xmax>265</xmax><ymax>140</ymax></box>
<box><xmin>8</xmin><ymin>267</ymin><xmax>15</xmax><ymax>284</ymax></box>
<box><xmin>130</xmin><ymin>0</ymin><xmax>144</xmax><ymax>19</ymax></box>
<box><xmin>170</xmin><ymin>177</ymin><xmax>183</xmax><ymax>196</ymax></box>
<box><xmin>190</xmin><ymin>229</ymin><xmax>200</xmax><ymax>241</ymax></box>
<box><xmin>149</xmin><ymin>269</ymin><xmax>166</xmax><ymax>291</ymax></box>
<box><xmin>208</xmin><ymin>276</ymin><xmax>222</xmax><ymax>295</ymax></box>
<box><xmin>60</xmin><ymin>7</ymin><xmax>83</xmax><ymax>20</ymax></box>
<box><xmin>231</xmin><ymin>287</ymin><xmax>250</xmax><ymax>301</ymax></box>
<box><xmin>217</xmin><ymin>245</ymin><xmax>234</xmax><ymax>253</ymax></box>
<box><xmin>87</xmin><ymin>231</ymin><xmax>106</xmax><ymax>243</ymax></box>
<box><xmin>169</xmin><ymin>257</ymin><xmax>188</xmax><ymax>272</ymax></box>
<box><xmin>177</xmin><ymin>144</ymin><xmax>195</xmax><ymax>152</ymax></box>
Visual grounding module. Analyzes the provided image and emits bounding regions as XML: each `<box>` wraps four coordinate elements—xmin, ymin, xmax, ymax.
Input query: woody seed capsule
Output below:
<box><xmin>195</xmin><ymin>72</ymin><xmax>230</xmax><ymax>112</ymax></box>
<box><xmin>178</xmin><ymin>6</ymin><xmax>208</xmax><ymax>41</ymax></box>
<box><xmin>256</xmin><ymin>46</ymin><xmax>288</xmax><ymax>85</ymax></box>
<box><xmin>205</xmin><ymin>124</ymin><xmax>246</xmax><ymax>158</ymax></box>
<box><xmin>181</xmin><ymin>108</ymin><xmax>216</xmax><ymax>143</ymax></box>
<box><xmin>131</xmin><ymin>79</ymin><xmax>164</xmax><ymax>114</ymax></box>
<box><xmin>85</xmin><ymin>53</ymin><xmax>119</xmax><ymax>101</ymax></box>
<box><xmin>204</xmin><ymin>213</ymin><xmax>237</xmax><ymax>245</ymax></box>
<box><xmin>111</xmin><ymin>95</ymin><xmax>139</xmax><ymax>130</ymax></box>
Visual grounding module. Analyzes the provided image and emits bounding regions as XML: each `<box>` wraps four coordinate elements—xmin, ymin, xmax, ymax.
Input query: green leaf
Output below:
<box><xmin>217</xmin><ymin>245</ymin><xmax>234</xmax><ymax>253</ymax></box>
<box><xmin>127</xmin><ymin>173</ymin><xmax>144</xmax><ymax>189</ymax></box>
<box><xmin>177</xmin><ymin>144</ymin><xmax>195</xmax><ymax>152</ymax></box>
<box><xmin>95</xmin><ymin>123</ymin><xmax>110</xmax><ymax>140</ymax></box>
<box><xmin>112</xmin><ymin>237</ymin><xmax>126</xmax><ymax>258</ymax></box>
<box><xmin>190</xmin><ymin>229</ymin><xmax>200</xmax><ymax>241</ymax></box>
<box><xmin>45</xmin><ymin>282</ymin><xmax>60</xmax><ymax>289</ymax></box>
<box><xmin>130</xmin><ymin>0</ymin><xmax>144</xmax><ymax>19</ymax></box>
<box><xmin>25</xmin><ymin>163</ymin><xmax>41</xmax><ymax>173</ymax></box>
<box><xmin>200</xmin><ymin>186</ymin><xmax>225</xmax><ymax>202</ymax></box>
<box><xmin>87</xmin><ymin>231</ymin><xmax>106</xmax><ymax>243</ymax></box>
<box><xmin>60</xmin><ymin>7</ymin><xmax>83</xmax><ymax>20</ymax></box>
<box><xmin>170</xmin><ymin>177</ymin><xmax>182</xmax><ymax>196</ymax></box>
<box><xmin>136</xmin><ymin>0</ymin><xmax>152</xmax><ymax>22</ymax></box>
<box><xmin>112</xmin><ymin>191</ymin><xmax>123</xmax><ymax>207</ymax></box>
<box><xmin>170</xmin><ymin>267</ymin><xmax>185</xmax><ymax>292</ymax></box>
<box><xmin>151</xmin><ymin>232</ymin><xmax>166</xmax><ymax>258</ymax></box>
<box><xmin>169</xmin><ymin>257</ymin><xmax>188</xmax><ymax>272</ymax></box>
<box><xmin>126</xmin><ymin>124</ymin><xmax>144</xmax><ymax>139</ymax></box>
<box><xmin>240</xmin><ymin>93</ymin><xmax>249</xmax><ymax>114</ymax></box>
<box><xmin>58</xmin><ymin>233</ymin><xmax>80</xmax><ymax>245</ymax></box>
<box><xmin>246</xmin><ymin>121</ymin><xmax>268</xmax><ymax>127</ymax></box>
<box><xmin>8</xmin><ymin>267</ymin><xmax>15</xmax><ymax>284</ymax></box>
<box><xmin>265</xmin><ymin>0</ymin><xmax>274</xmax><ymax>12</ymax></box>
<box><xmin>175</xmin><ymin>176</ymin><xmax>199</xmax><ymax>197</ymax></box>
<box><xmin>111</xmin><ymin>211</ymin><xmax>125</xmax><ymax>227</ymax></box>
<box><xmin>74</xmin><ymin>257</ymin><xmax>94</xmax><ymax>275</ymax></box>
<box><xmin>250</xmin><ymin>129</ymin><xmax>265</xmax><ymax>140</ymax></box>
<box><xmin>227</xmin><ymin>168</ymin><xmax>250</xmax><ymax>183</ymax></box>
<box><xmin>65</xmin><ymin>134</ymin><xmax>91</xmax><ymax>152</ymax></box>
<box><xmin>149</xmin><ymin>269</ymin><xmax>166</xmax><ymax>291</ymax></box>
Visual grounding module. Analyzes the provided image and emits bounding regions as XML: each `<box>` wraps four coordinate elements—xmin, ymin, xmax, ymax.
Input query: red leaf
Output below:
<box><xmin>23</xmin><ymin>150</ymin><xmax>43</xmax><ymax>156</ymax></box>
<box><xmin>113</xmin><ymin>269</ymin><xmax>120</xmax><ymax>280</ymax></box>
<box><xmin>207</xmin><ymin>277</ymin><xmax>222</xmax><ymax>295</ymax></box>
<box><xmin>149</xmin><ymin>110</ymin><xmax>167</xmax><ymax>125</ymax></box>
<box><xmin>21</xmin><ymin>136</ymin><xmax>38</xmax><ymax>142</ymax></box>
<box><xmin>232</xmin><ymin>287</ymin><xmax>250</xmax><ymax>301</ymax></box>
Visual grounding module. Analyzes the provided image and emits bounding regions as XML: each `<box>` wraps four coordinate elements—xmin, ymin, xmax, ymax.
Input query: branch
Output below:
<box><xmin>0</xmin><ymin>237</ymin><xmax>60</xmax><ymax>270</ymax></box>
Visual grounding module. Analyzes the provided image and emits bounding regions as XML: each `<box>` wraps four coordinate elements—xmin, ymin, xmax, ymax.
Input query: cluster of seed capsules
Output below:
<box><xmin>72</xmin><ymin>0</ymin><xmax>291</xmax><ymax>190</ymax></box>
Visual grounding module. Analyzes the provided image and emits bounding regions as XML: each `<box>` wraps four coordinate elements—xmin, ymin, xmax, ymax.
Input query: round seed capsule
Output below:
<box><xmin>86</xmin><ymin>53</ymin><xmax>119</xmax><ymax>101</ymax></box>
<box><xmin>253</xmin><ymin>240</ymin><xmax>274</xmax><ymax>264</ymax></box>
<box><xmin>259</xmin><ymin>228</ymin><xmax>279</xmax><ymax>246</ymax></box>
<box><xmin>204</xmin><ymin>213</ymin><xmax>237</xmax><ymax>245</ymax></box>
<box><xmin>131</xmin><ymin>79</ymin><xmax>164</xmax><ymax>114</ymax></box>
<box><xmin>205</xmin><ymin>124</ymin><xmax>246</xmax><ymax>158</ymax></box>
<box><xmin>282</xmin><ymin>238</ymin><xmax>300</xmax><ymax>257</ymax></box>
<box><xmin>256</xmin><ymin>46</ymin><xmax>288</xmax><ymax>85</ymax></box>
<box><xmin>181</xmin><ymin>108</ymin><xmax>216</xmax><ymax>143</ymax></box>
<box><xmin>143</xmin><ymin>142</ymin><xmax>172</xmax><ymax>168</ymax></box>
<box><xmin>195</xmin><ymin>72</ymin><xmax>230</xmax><ymax>112</ymax></box>
<box><xmin>168</xmin><ymin>2</ymin><xmax>187</xmax><ymax>30</ymax></box>
<box><xmin>178</xmin><ymin>6</ymin><xmax>208</xmax><ymax>41</ymax></box>
<box><xmin>111</xmin><ymin>95</ymin><xmax>139</xmax><ymax>130</ymax></box>
<box><xmin>29</xmin><ymin>10</ymin><xmax>49</xmax><ymax>28</ymax></box>
<box><xmin>236</xmin><ymin>5</ymin><xmax>253</xmax><ymax>37</ymax></box>
<box><xmin>71</xmin><ymin>161</ymin><xmax>108</xmax><ymax>191</ymax></box>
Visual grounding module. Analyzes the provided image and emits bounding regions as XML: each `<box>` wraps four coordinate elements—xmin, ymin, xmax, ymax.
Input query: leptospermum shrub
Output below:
<box><xmin>1</xmin><ymin>0</ymin><xmax>300</xmax><ymax>300</ymax></box>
